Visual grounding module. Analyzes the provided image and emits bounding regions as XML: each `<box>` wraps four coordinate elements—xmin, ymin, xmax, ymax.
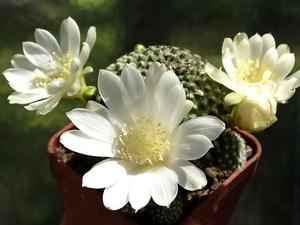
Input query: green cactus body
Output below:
<box><xmin>105</xmin><ymin>45</ymin><xmax>252</xmax><ymax>224</ymax></box>
<box><xmin>212</xmin><ymin>129</ymin><xmax>251</xmax><ymax>171</ymax></box>
<box><xmin>121</xmin><ymin>195</ymin><xmax>184</xmax><ymax>225</ymax></box>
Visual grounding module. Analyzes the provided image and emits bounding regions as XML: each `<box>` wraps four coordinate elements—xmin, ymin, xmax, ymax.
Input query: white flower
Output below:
<box><xmin>230</xmin><ymin>95</ymin><xmax>278</xmax><ymax>132</ymax></box>
<box><xmin>3</xmin><ymin>17</ymin><xmax>96</xmax><ymax>115</ymax></box>
<box><xmin>205</xmin><ymin>32</ymin><xmax>300</xmax><ymax>105</ymax></box>
<box><xmin>60</xmin><ymin>62</ymin><xmax>225</xmax><ymax>211</ymax></box>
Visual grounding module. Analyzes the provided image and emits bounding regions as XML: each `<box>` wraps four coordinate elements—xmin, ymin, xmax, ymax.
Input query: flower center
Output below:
<box><xmin>118</xmin><ymin>117</ymin><xmax>170</xmax><ymax>166</ymax></box>
<box><xmin>33</xmin><ymin>50</ymin><xmax>73</xmax><ymax>88</ymax></box>
<box><xmin>234</xmin><ymin>59</ymin><xmax>275</xmax><ymax>84</ymax></box>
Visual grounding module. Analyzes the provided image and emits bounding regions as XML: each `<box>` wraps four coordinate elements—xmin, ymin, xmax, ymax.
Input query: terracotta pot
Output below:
<box><xmin>48</xmin><ymin>123</ymin><xmax>262</xmax><ymax>225</ymax></box>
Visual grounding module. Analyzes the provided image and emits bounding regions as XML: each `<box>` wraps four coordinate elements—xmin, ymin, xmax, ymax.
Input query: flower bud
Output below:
<box><xmin>82</xmin><ymin>86</ymin><xmax>98</xmax><ymax>102</ymax></box>
<box><xmin>134</xmin><ymin>44</ymin><xmax>146</xmax><ymax>51</ymax></box>
<box><xmin>230</xmin><ymin>95</ymin><xmax>278</xmax><ymax>132</ymax></box>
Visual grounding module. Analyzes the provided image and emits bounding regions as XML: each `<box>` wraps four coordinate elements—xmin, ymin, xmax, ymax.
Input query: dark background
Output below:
<box><xmin>0</xmin><ymin>0</ymin><xmax>299</xmax><ymax>224</ymax></box>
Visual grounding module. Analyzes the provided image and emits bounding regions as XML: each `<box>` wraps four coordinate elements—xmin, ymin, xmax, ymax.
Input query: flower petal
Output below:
<box><xmin>222</xmin><ymin>47</ymin><xmax>236</xmax><ymax>76</ymax></box>
<box><xmin>60</xmin><ymin>17</ymin><xmax>80</xmax><ymax>57</ymax></box>
<box><xmin>205</xmin><ymin>63</ymin><xmax>232</xmax><ymax>89</ymax></box>
<box><xmin>8</xmin><ymin>92</ymin><xmax>47</xmax><ymax>104</ymax></box>
<box><xmin>261</xmin><ymin>33</ymin><xmax>276</xmax><ymax>55</ymax></box>
<box><xmin>244</xmin><ymin>82</ymin><xmax>264</xmax><ymax>96</ymax></box>
<box><xmin>84</xmin><ymin>26</ymin><xmax>96</xmax><ymax>50</ymax></box>
<box><xmin>98</xmin><ymin>69</ymin><xmax>132</xmax><ymax>123</ymax></box>
<box><xmin>47</xmin><ymin>79</ymin><xmax>68</xmax><ymax>95</ymax></box>
<box><xmin>159</xmin><ymin>84</ymin><xmax>186</xmax><ymax>132</ymax></box>
<box><xmin>274</xmin><ymin>77</ymin><xmax>298</xmax><ymax>101</ymax></box>
<box><xmin>128</xmin><ymin>166</ymin><xmax>153</xmax><ymax>211</ymax></box>
<box><xmin>287</xmin><ymin>70</ymin><xmax>300</xmax><ymax>89</ymax></box>
<box><xmin>60</xmin><ymin>130</ymin><xmax>115</xmax><ymax>157</ymax></box>
<box><xmin>145</xmin><ymin>62</ymin><xmax>167</xmax><ymax>94</ymax></box>
<box><xmin>23</xmin><ymin>41</ymin><xmax>54</xmax><ymax>68</ymax></box>
<box><xmin>69</xmin><ymin>57</ymin><xmax>81</xmax><ymax>80</ymax></box>
<box><xmin>151</xmin><ymin>165</ymin><xmax>178</xmax><ymax>207</ymax></box>
<box><xmin>272</xmin><ymin>53</ymin><xmax>295</xmax><ymax>83</ymax></box>
<box><xmin>35</xmin><ymin>28</ymin><xmax>61</xmax><ymax>53</ymax></box>
<box><xmin>79</xmin><ymin>42</ymin><xmax>90</xmax><ymax>66</ymax></box>
<box><xmin>66</xmin><ymin>108</ymin><xmax>118</xmax><ymax>142</ymax></box>
<box><xmin>236</xmin><ymin>38</ymin><xmax>250</xmax><ymax>62</ymax></box>
<box><xmin>25</xmin><ymin>95</ymin><xmax>60</xmax><ymax>115</ymax></box>
<box><xmin>175</xmin><ymin>115</ymin><xmax>225</xmax><ymax>140</ymax></box>
<box><xmin>3</xmin><ymin>68</ymin><xmax>36</xmax><ymax>92</ymax></box>
<box><xmin>82</xmin><ymin>158</ymin><xmax>137</xmax><ymax>188</ymax></box>
<box><xmin>145</xmin><ymin>70</ymin><xmax>180</xmax><ymax>121</ymax></box>
<box><xmin>231</xmin><ymin>78</ymin><xmax>248</xmax><ymax>93</ymax></box>
<box><xmin>103</xmin><ymin>174</ymin><xmax>132</xmax><ymax>210</ymax></box>
<box><xmin>66</xmin><ymin>78</ymin><xmax>81</xmax><ymax>96</ymax></box>
<box><xmin>178</xmin><ymin>100</ymin><xmax>193</xmax><ymax>122</ymax></box>
<box><xmin>24</xmin><ymin>98</ymin><xmax>49</xmax><ymax>111</ymax></box>
<box><xmin>154</xmin><ymin>70</ymin><xmax>180</xmax><ymax>98</ymax></box>
<box><xmin>249</xmin><ymin>33</ymin><xmax>263</xmax><ymax>61</ymax></box>
<box><xmin>224</xmin><ymin>92</ymin><xmax>244</xmax><ymax>105</ymax></box>
<box><xmin>233</xmin><ymin>32</ymin><xmax>248</xmax><ymax>47</ymax></box>
<box><xmin>170</xmin><ymin>133</ymin><xmax>213</xmax><ymax>160</ymax></box>
<box><xmin>170</xmin><ymin>116</ymin><xmax>225</xmax><ymax>160</ymax></box>
<box><xmin>3</xmin><ymin>68</ymin><xmax>35</xmax><ymax>83</ymax></box>
<box><xmin>167</xmin><ymin>159</ymin><xmax>207</xmax><ymax>190</ymax></box>
<box><xmin>260</xmin><ymin>47</ymin><xmax>278</xmax><ymax>71</ymax></box>
<box><xmin>86</xmin><ymin>100</ymin><xmax>103</xmax><ymax>112</ymax></box>
<box><xmin>11</xmin><ymin>54</ymin><xmax>36</xmax><ymax>70</ymax></box>
<box><xmin>120</xmin><ymin>64</ymin><xmax>146</xmax><ymax>116</ymax></box>
<box><xmin>222</xmin><ymin>37</ymin><xmax>235</xmax><ymax>55</ymax></box>
<box><xmin>277</xmin><ymin>44</ymin><xmax>290</xmax><ymax>57</ymax></box>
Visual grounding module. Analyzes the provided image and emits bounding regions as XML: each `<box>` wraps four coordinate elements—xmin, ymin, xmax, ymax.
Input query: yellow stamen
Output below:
<box><xmin>234</xmin><ymin>59</ymin><xmax>275</xmax><ymax>84</ymax></box>
<box><xmin>118</xmin><ymin>117</ymin><xmax>170</xmax><ymax>166</ymax></box>
<box><xmin>33</xmin><ymin>50</ymin><xmax>73</xmax><ymax>88</ymax></box>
